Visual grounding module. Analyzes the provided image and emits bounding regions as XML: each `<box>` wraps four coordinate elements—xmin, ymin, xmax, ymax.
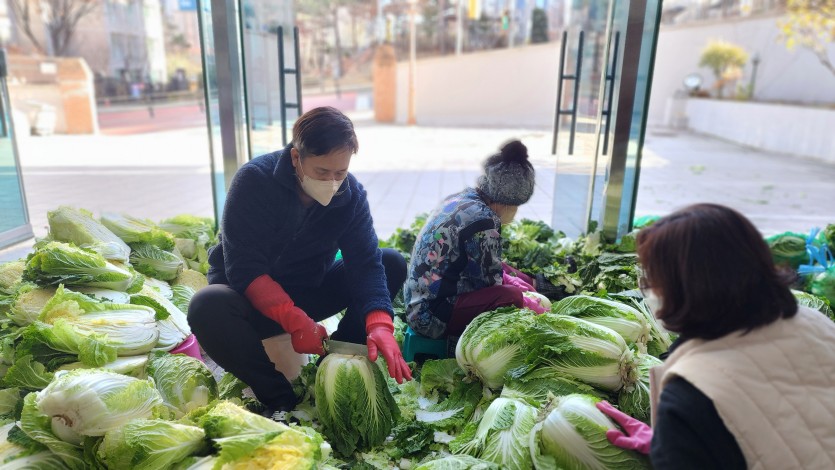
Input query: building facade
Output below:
<box><xmin>5</xmin><ymin>0</ymin><xmax>168</xmax><ymax>90</ymax></box>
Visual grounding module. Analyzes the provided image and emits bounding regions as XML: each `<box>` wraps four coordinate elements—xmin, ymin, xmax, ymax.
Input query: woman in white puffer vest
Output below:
<box><xmin>595</xmin><ymin>203</ymin><xmax>835</xmax><ymax>470</ymax></box>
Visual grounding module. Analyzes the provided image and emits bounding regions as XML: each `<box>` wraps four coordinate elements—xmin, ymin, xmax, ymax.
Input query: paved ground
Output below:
<box><xmin>2</xmin><ymin>118</ymin><xmax>834</xmax><ymax>262</ymax></box>
<box><xmin>97</xmin><ymin>92</ymin><xmax>365</xmax><ymax>135</ymax></box>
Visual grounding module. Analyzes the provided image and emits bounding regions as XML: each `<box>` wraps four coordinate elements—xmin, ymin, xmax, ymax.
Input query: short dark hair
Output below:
<box><xmin>291</xmin><ymin>107</ymin><xmax>359</xmax><ymax>157</ymax></box>
<box><xmin>637</xmin><ymin>203</ymin><xmax>797</xmax><ymax>340</ymax></box>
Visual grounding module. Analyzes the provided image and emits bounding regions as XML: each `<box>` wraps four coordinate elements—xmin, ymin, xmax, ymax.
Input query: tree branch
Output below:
<box><xmin>9</xmin><ymin>0</ymin><xmax>46</xmax><ymax>53</ymax></box>
<box><xmin>813</xmin><ymin>48</ymin><xmax>835</xmax><ymax>78</ymax></box>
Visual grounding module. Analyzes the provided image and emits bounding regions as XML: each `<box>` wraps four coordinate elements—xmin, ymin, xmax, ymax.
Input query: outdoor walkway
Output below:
<box><xmin>3</xmin><ymin>118</ymin><xmax>834</xmax><ymax>261</ymax></box>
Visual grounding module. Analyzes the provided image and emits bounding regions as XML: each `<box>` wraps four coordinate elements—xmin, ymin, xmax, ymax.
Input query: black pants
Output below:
<box><xmin>188</xmin><ymin>248</ymin><xmax>407</xmax><ymax>410</ymax></box>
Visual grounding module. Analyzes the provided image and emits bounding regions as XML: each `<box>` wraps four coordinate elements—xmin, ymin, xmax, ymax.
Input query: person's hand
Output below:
<box><xmin>522</xmin><ymin>293</ymin><xmax>548</xmax><ymax>314</ymax></box>
<box><xmin>244</xmin><ymin>275</ymin><xmax>328</xmax><ymax>355</ymax></box>
<box><xmin>367</xmin><ymin>327</ymin><xmax>413</xmax><ymax>384</ymax></box>
<box><xmin>503</xmin><ymin>271</ymin><xmax>534</xmax><ymax>292</ymax></box>
<box><xmin>366</xmin><ymin>311</ymin><xmax>413</xmax><ymax>384</ymax></box>
<box><xmin>596</xmin><ymin>401</ymin><xmax>653</xmax><ymax>454</ymax></box>
<box><xmin>283</xmin><ymin>307</ymin><xmax>328</xmax><ymax>355</ymax></box>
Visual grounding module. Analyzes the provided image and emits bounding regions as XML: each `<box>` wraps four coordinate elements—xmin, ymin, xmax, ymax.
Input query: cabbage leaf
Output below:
<box><xmin>147</xmin><ymin>351</ymin><xmax>217</xmax><ymax>418</ymax></box>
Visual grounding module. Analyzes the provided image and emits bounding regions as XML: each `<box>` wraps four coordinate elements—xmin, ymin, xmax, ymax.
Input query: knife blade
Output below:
<box><xmin>323</xmin><ymin>339</ymin><xmax>368</xmax><ymax>357</ymax></box>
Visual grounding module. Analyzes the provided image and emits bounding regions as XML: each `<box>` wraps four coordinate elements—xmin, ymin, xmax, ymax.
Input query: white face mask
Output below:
<box><xmin>643</xmin><ymin>289</ymin><xmax>663</xmax><ymax>317</ymax></box>
<box><xmin>298</xmin><ymin>165</ymin><xmax>344</xmax><ymax>206</ymax></box>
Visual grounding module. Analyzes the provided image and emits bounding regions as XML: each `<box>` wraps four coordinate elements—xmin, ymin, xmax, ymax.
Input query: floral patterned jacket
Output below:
<box><xmin>404</xmin><ymin>188</ymin><xmax>503</xmax><ymax>338</ymax></box>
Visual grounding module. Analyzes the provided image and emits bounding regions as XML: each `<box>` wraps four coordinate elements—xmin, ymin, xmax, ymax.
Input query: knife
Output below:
<box><xmin>323</xmin><ymin>339</ymin><xmax>368</xmax><ymax>357</ymax></box>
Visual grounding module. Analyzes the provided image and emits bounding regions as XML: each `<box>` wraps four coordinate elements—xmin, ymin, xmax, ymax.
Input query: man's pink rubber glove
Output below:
<box><xmin>596</xmin><ymin>401</ymin><xmax>653</xmax><ymax>455</ymax></box>
<box><xmin>366</xmin><ymin>311</ymin><xmax>413</xmax><ymax>384</ymax></box>
<box><xmin>502</xmin><ymin>271</ymin><xmax>534</xmax><ymax>292</ymax></box>
<box><xmin>522</xmin><ymin>294</ymin><xmax>548</xmax><ymax>314</ymax></box>
<box><xmin>245</xmin><ymin>274</ymin><xmax>328</xmax><ymax>355</ymax></box>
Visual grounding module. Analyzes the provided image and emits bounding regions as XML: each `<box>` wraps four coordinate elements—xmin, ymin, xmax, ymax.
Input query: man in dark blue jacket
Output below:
<box><xmin>188</xmin><ymin>107</ymin><xmax>412</xmax><ymax>415</ymax></box>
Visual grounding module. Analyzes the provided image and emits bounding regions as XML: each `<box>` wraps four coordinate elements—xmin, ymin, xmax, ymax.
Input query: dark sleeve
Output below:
<box><xmin>220</xmin><ymin>165</ymin><xmax>280</xmax><ymax>294</ymax></box>
<box><xmin>338</xmin><ymin>185</ymin><xmax>393</xmax><ymax>318</ymax></box>
<box><xmin>651</xmin><ymin>377</ymin><xmax>746</xmax><ymax>470</ymax></box>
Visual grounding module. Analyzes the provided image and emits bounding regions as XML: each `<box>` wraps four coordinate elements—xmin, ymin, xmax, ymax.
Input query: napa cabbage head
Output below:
<box><xmin>195</xmin><ymin>400</ymin><xmax>289</xmax><ymax>439</ymax></box>
<box><xmin>32</xmin><ymin>286</ymin><xmax>159</xmax><ymax>365</ymax></box>
<box><xmin>552</xmin><ymin>295</ymin><xmax>649</xmax><ymax>345</ymax></box>
<box><xmin>0</xmin><ymin>260</ymin><xmax>25</xmax><ymax>293</ymax></box>
<box><xmin>449</xmin><ymin>397</ymin><xmax>537</xmax><ymax>470</ymax></box>
<box><xmin>610</xmin><ymin>291</ymin><xmax>673</xmax><ymax>357</ymax></box>
<box><xmin>130</xmin><ymin>285</ymin><xmax>191</xmax><ymax>350</ymax></box>
<box><xmin>455</xmin><ymin>308</ymin><xmax>539</xmax><ymax>389</ymax></box>
<box><xmin>213</xmin><ymin>427</ymin><xmax>325</xmax><ymax>470</ymax></box>
<box><xmin>534</xmin><ymin>313</ymin><xmax>637</xmax><ymax>392</ymax></box>
<box><xmin>530</xmin><ymin>394</ymin><xmax>650</xmax><ymax>470</ymax></box>
<box><xmin>19</xmin><ymin>392</ymin><xmax>86</xmax><ymax>469</ymax></box>
<box><xmin>173</xmin><ymin>269</ymin><xmax>208</xmax><ymax>293</ymax></box>
<box><xmin>315</xmin><ymin>353</ymin><xmax>400</xmax><ymax>456</ymax></box>
<box><xmin>8</xmin><ymin>285</ymin><xmax>56</xmax><ymax>326</ymax></box>
<box><xmin>101</xmin><ymin>213</ymin><xmax>175</xmax><ymax>250</ymax></box>
<box><xmin>129</xmin><ymin>243</ymin><xmax>184</xmax><ymax>281</ymax></box>
<box><xmin>23</xmin><ymin>241</ymin><xmax>143</xmax><ymax>292</ymax></box>
<box><xmin>97</xmin><ymin>419</ymin><xmax>207</xmax><ymax>470</ymax></box>
<box><xmin>147</xmin><ymin>351</ymin><xmax>217</xmax><ymax>418</ymax></box>
<box><xmin>617</xmin><ymin>353</ymin><xmax>662</xmax><ymax>423</ymax></box>
<box><xmin>47</xmin><ymin>206</ymin><xmax>131</xmax><ymax>263</ymax></box>
<box><xmin>34</xmin><ymin>369</ymin><xmax>164</xmax><ymax>442</ymax></box>
<box><xmin>159</xmin><ymin>215</ymin><xmax>216</xmax><ymax>257</ymax></box>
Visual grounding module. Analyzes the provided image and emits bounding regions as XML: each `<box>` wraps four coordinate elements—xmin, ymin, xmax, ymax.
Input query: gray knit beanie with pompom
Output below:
<box><xmin>476</xmin><ymin>140</ymin><xmax>535</xmax><ymax>206</ymax></box>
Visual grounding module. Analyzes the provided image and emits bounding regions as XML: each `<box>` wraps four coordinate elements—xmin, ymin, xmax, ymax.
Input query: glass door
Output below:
<box><xmin>0</xmin><ymin>49</ymin><xmax>33</xmax><ymax>248</ymax></box>
<box><xmin>550</xmin><ymin>0</ymin><xmax>615</xmax><ymax>238</ymax></box>
<box><xmin>198</xmin><ymin>0</ymin><xmax>250</xmax><ymax>224</ymax></box>
<box><xmin>196</xmin><ymin>0</ymin><xmax>297</xmax><ymax>223</ymax></box>
<box><xmin>551</xmin><ymin>0</ymin><xmax>661</xmax><ymax>241</ymax></box>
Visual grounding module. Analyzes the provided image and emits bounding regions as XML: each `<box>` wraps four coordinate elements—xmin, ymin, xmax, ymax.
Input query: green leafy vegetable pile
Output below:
<box><xmin>0</xmin><ymin>209</ymin><xmax>831</xmax><ymax>469</ymax></box>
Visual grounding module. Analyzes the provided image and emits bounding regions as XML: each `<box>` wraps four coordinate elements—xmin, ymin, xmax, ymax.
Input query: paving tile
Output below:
<box><xmin>3</xmin><ymin>125</ymin><xmax>834</xmax><ymax>262</ymax></box>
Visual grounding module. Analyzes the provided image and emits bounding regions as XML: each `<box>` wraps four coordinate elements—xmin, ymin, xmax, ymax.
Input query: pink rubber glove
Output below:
<box><xmin>245</xmin><ymin>275</ymin><xmax>328</xmax><ymax>355</ymax></box>
<box><xmin>522</xmin><ymin>294</ymin><xmax>548</xmax><ymax>314</ymax></box>
<box><xmin>282</xmin><ymin>308</ymin><xmax>328</xmax><ymax>355</ymax></box>
<box><xmin>502</xmin><ymin>271</ymin><xmax>534</xmax><ymax>292</ymax></box>
<box><xmin>366</xmin><ymin>311</ymin><xmax>413</xmax><ymax>384</ymax></box>
<box><xmin>596</xmin><ymin>401</ymin><xmax>653</xmax><ymax>455</ymax></box>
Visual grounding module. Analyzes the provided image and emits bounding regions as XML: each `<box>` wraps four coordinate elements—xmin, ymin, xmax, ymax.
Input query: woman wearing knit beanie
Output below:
<box><xmin>403</xmin><ymin>140</ymin><xmax>561</xmax><ymax>340</ymax></box>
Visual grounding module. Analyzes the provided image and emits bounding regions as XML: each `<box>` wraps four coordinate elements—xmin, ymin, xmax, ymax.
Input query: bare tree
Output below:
<box><xmin>10</xmin><ymin>0</ymin><xmax>98</xmax><ymax>56</ymax></box>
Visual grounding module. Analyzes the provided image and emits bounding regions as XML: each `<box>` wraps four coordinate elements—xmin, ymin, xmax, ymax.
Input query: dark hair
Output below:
<box><xmin>636</xmin><ymin>203</ymin><xmax>797</xmax><ymax>340</ymax></box>
<box><xmin>291</xmin><ymin>107</ymin><xmax>359</xmax><ymax>157</ymax></box>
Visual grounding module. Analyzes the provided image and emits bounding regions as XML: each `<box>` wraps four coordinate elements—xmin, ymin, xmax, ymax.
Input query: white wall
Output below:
<box><xmin>648</xmin><ymin>14</ymin><xmax>835</xmax><ymax>127</ymax></box>
<box><xmin>685</xmin><ymin>98</ymin><xmax>835</xmax><ymax>163</ymax></box>
<box><xmin>393</xmin><ymin>15</ymin><xmax>835</xmax><ymax>131</ymax></box>
<box><xmin>395</xmin><ymin>43</ymin><xmax>560</xmax><ymax>127</ymax></box>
